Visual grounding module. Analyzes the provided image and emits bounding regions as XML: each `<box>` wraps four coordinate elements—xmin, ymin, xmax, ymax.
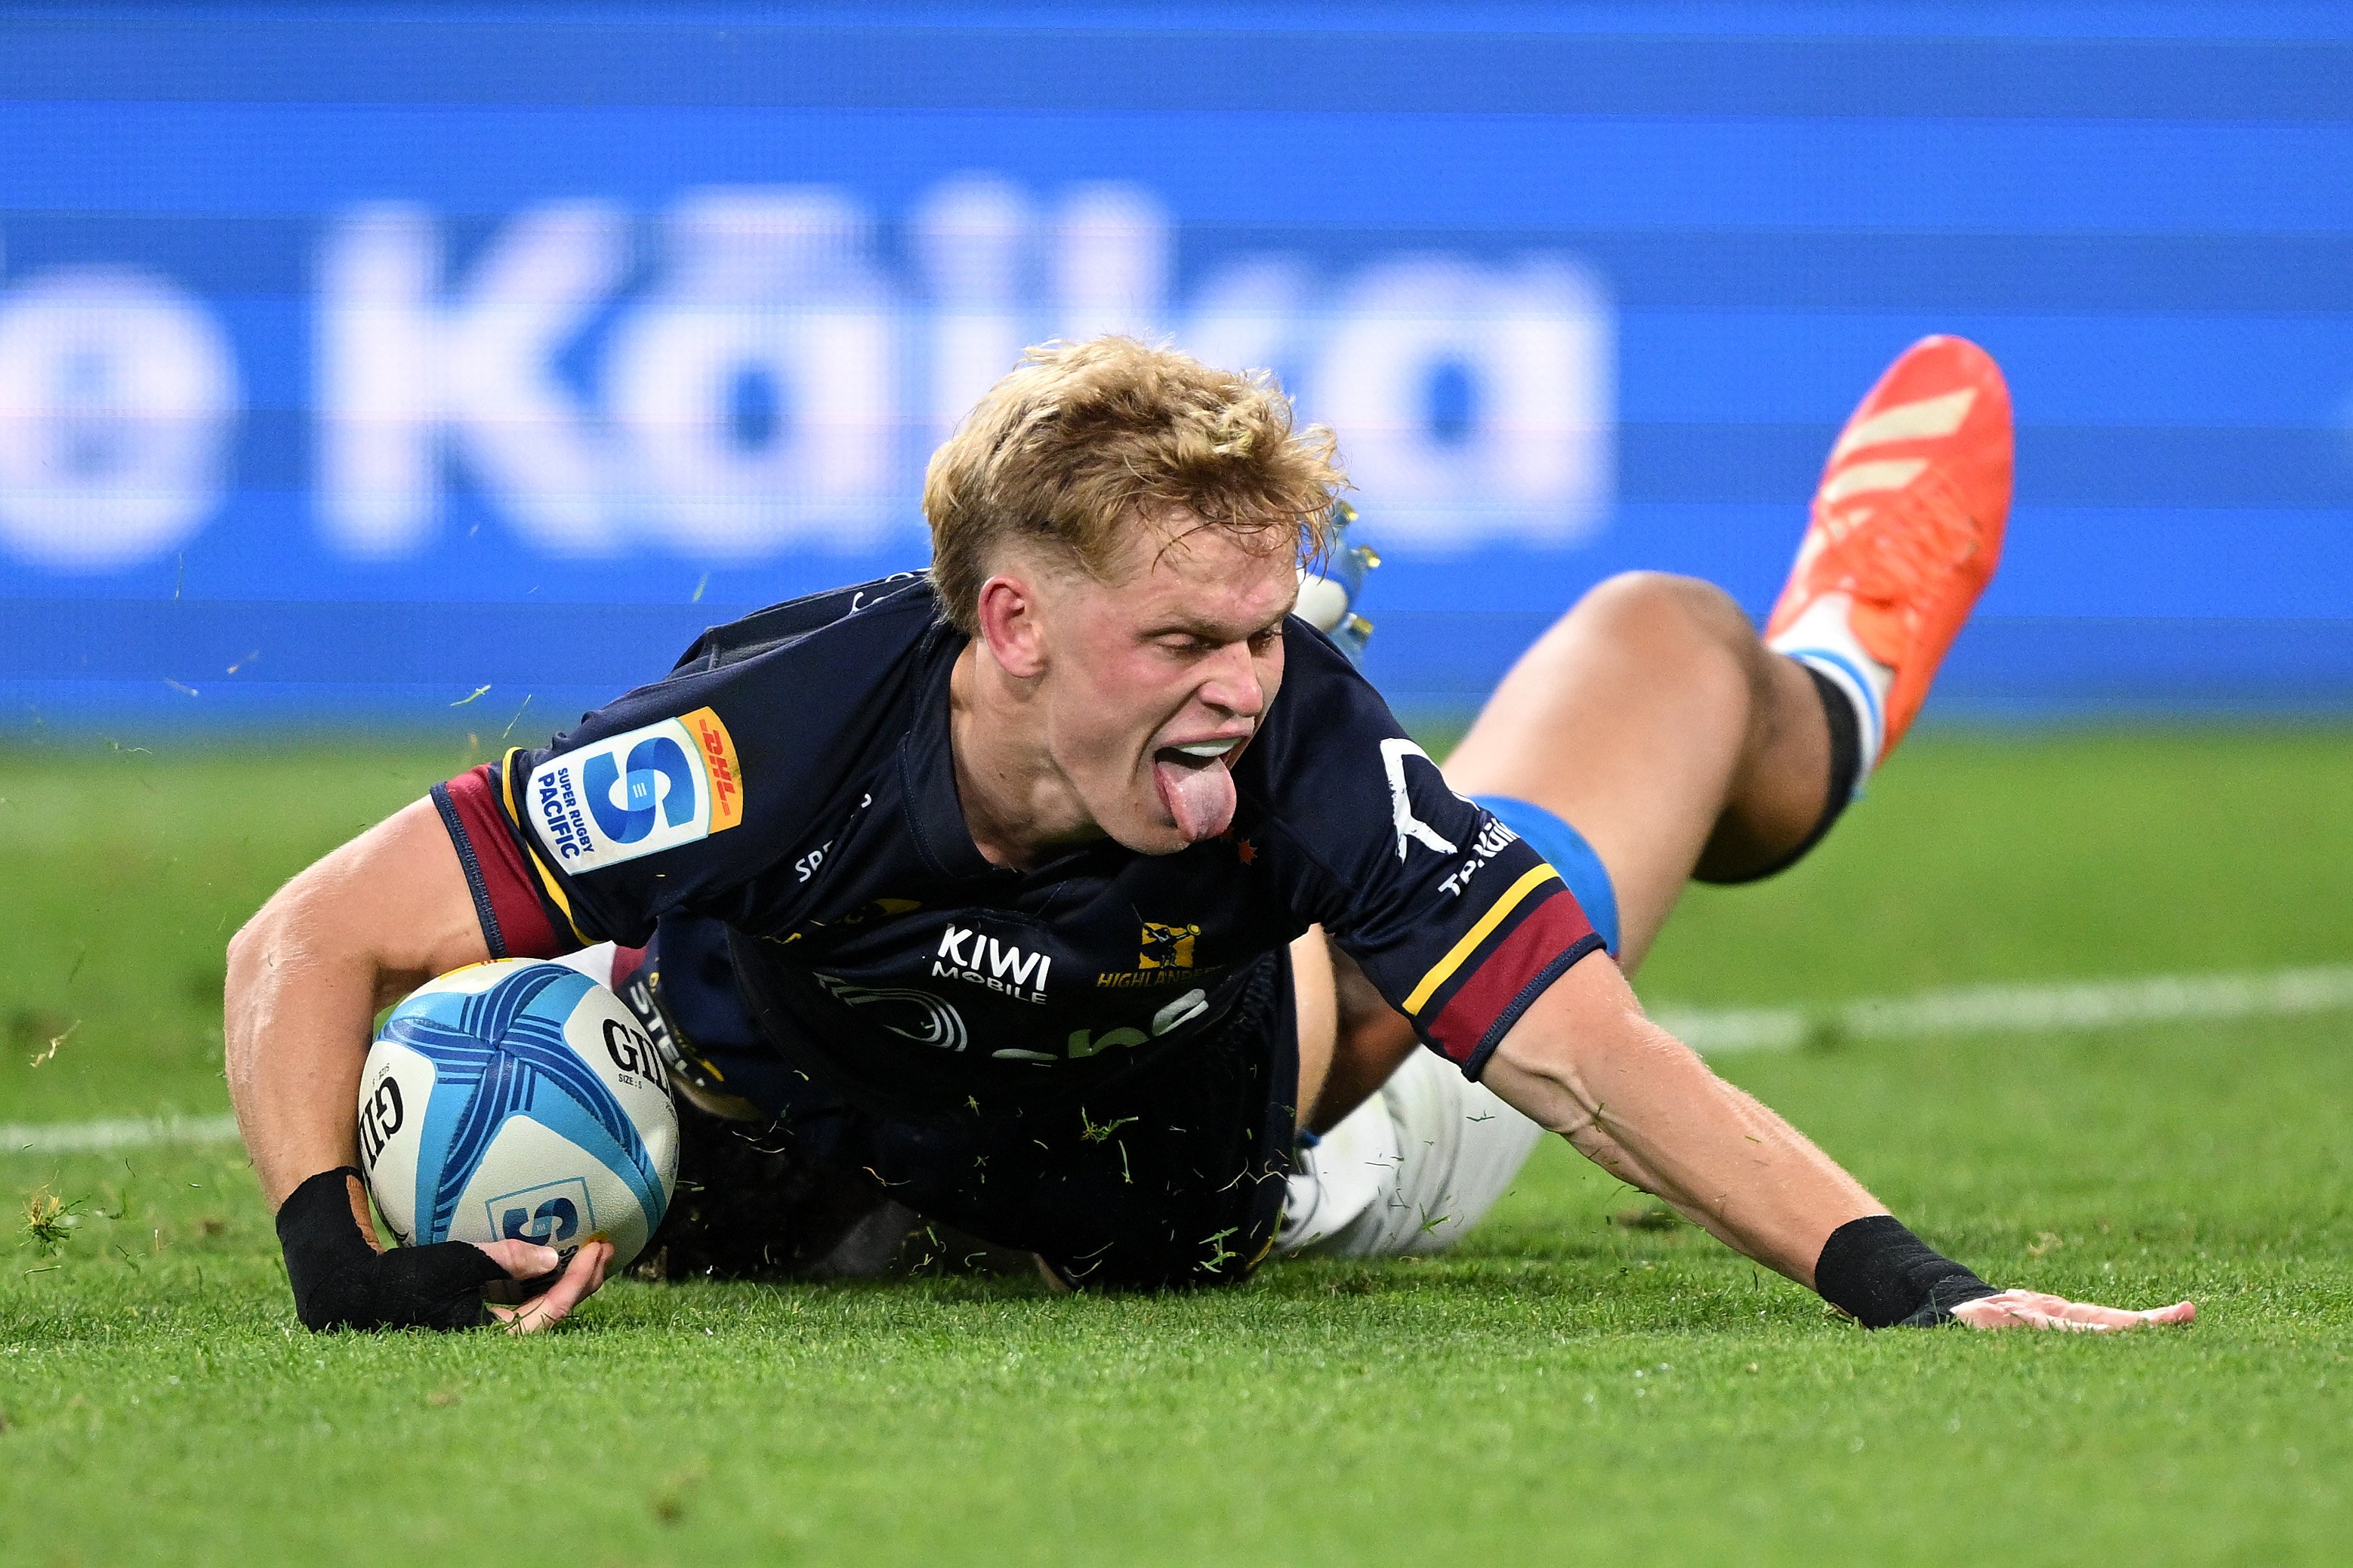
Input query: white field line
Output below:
<box><xmin>1656</xmin><ymin>964</ymin><xmax>2353</xmax><ymax>1055</ymax></box>
<box><xmin>7</xmin><ymin>965</ymin><xmax>2353</xmax><ymax>1154</ymax></box>
<box><xmin>1</xmin><ymin>1112</ymin><xmax>240</xmax><ymax>1157</ymax></box>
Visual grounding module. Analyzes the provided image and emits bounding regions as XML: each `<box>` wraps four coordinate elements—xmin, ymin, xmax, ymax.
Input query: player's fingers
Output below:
<box><xmin>1986</xmin><ymin>1292</ymin><xmax>2196</xmax><ymax>1329</ymax></box>
<box><xmin>1949</xmin><ymin>1290</ymin><xmax>2040</xmax><ymax>1326</ymax></box>
<box><xmin>1977</xmin><ymin>1289</ymin><xmax>2108</xmax><ymax>1321</ymax></box>
<box><xmin>500</xmin><ymin>1289</ymin><xmax>564</xmax><ymax>1335</ymax></box>
<box><xmin>470</xmin><ymin>1237</ymin><xmax>562</xmax><ymax>1280</ymax></box>
<box><xmin>2052</xmin><ymin>1298</ymin><xmax>2159</xmax><ymax>1327</ymax></box>
<box><xmin>1953</xmin><ymin>1290</ymin><xmax>2194</xmax><ymax>1332</ymax></box>
<box><xmin>1950</xmin><ymin>1296</ymin><xmax>2112</xmax><ymax>1332</ymax></box>
<box><xmin>1947</xmin><ymin>1297</ymin><xmax>2023</xmax><ymax>1329</ymax></box>
<box><xmin>2029</xmin><ymin>1296</ymin><xmax>2134</xmax><ymax>1326</ymax></box>
<box><xmin>503</xmin><ymin>1241</ymin><xmax>613</xmax><ymax>1335</ymax></box>
<box><xmin>1951</xmin><ymin>1299</ymin><xmax>2025</xmax><ymax>1329</ymax></box>
<box><xmin>573</xmin><ymin>1239</ymin><xmax>614</xmax><ymax>1297</ymax></box>
<box><xmin>2009</xmin><ymin>1305</ymin><xmax>2113</xmax><ymax>1333</ymax></box>
<box><xmin>2060</xmin><ymin>1298</ymin><xmax>2196</xmax><ymax>1329</ymax></box>
<box><xmin>485</xmin><ymin>1255</ymin><xmax>574</xmax><ymax>1332</ymax></box>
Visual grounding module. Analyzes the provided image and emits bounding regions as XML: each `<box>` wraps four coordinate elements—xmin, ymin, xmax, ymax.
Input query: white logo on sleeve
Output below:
<box><xmin>526</xmin><ymin>715</ymin><xmax>718</xmax><ymax>872</ymax></box>
<box><xmin>1381</xmin><ymin>738</ymin><xmax>1466</xmax><ymax>861</ymax></box>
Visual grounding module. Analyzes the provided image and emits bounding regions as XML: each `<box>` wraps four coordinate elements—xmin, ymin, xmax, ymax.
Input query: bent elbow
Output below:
<box><xmin>224</xmin><ymin>873</ymin><xmax>335</xmax><ymax>1018</ymax></box>
<box><xmin>224</xmin><ymin>908</ymin><xmax>265</xmax><ymax>980</ymax></box>
<box><xmin>226</xmin><ymin>889</ymin><xmax>298</xmax><ymax>993</ymax></box>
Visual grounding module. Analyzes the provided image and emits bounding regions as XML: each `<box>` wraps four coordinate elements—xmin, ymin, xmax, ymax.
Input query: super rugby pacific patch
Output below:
<box><xmin>525</xmin><ymin>706</ymin><xmax>742</xmax><ymax>872</ymax></box>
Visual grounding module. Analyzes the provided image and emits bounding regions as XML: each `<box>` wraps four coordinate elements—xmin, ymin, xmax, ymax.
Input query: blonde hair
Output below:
<box><xmin>924</xmin><ymin>337</ymin><xmax>1346</xmax><ymax>636</ymax></box>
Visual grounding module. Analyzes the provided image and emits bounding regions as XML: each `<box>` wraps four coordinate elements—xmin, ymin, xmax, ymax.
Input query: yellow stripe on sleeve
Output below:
<box><xmin>498</xmin><ymin>746</ymin><xmax>590</xmax><ymax>946</ymax></box>
<box><xmin>1401</xmin><ymin>864</ymin><xmax>1562</xmax><ymax>1017</ymax></box>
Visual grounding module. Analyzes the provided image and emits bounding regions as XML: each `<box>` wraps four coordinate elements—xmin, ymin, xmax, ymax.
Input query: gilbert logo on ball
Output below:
<box><xmin>357</xmin><ymin>959</ymin><xmax>680</xmax><ymax>1270</ymax></box>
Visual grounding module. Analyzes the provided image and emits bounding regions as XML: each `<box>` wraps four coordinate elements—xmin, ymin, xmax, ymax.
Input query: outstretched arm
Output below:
<box><xmin>1480</xmin><ymin>953</ymin><xmax>2194</xmax><ymax>1332</ymax></box>
<box><xmin>226</xmin><ymin>798</ymin><xmax>611</xmax><ymax>1332</ymax></box>
<box><xmin>227</xmin><ymin>800</ymin><xmax>483</xmax><ymax>1207</ymax></box>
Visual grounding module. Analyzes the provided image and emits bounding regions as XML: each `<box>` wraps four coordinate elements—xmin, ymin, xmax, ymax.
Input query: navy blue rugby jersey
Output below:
<box><xmin>433</xmin><ymin>573</ymin><xmax>1603</xmax><ymax>1112</ymax></box>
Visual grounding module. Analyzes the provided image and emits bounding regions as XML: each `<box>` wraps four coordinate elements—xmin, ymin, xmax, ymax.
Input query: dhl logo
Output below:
<box><xmin>682</xmin><ymin>706</ymin><xmax>744</xmax><ymax>832</ymax></box>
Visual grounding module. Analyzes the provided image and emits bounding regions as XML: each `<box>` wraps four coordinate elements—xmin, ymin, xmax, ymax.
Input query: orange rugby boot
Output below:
<box><xmin>1763</xmin><ymin>334</ymin><xmax>2012</xmax><ymax>764</ymax></box>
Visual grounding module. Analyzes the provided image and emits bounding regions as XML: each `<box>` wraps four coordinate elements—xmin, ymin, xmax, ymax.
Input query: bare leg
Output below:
<box><xmin>1442</xmin><ymin>571</ymin><xmax>1832</xmax><ymax>970</ymax></box>
<box><xmin>1303</xmin><ymin>571</ymin><xmax>1836</xmax><ymax>1130</ymax></box>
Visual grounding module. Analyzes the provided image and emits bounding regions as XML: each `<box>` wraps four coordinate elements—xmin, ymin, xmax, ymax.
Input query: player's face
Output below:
<box><xmin>1038</xmin><ymin>519</ymin><xmax>1296</xmax><ymax>855</ymax></box>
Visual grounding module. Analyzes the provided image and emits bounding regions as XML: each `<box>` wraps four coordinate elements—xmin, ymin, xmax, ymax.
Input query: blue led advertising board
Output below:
<box><xmin>3</xmin><ymin>5</ymin><xmax>2351</xmax><ymax>728</ymax></box>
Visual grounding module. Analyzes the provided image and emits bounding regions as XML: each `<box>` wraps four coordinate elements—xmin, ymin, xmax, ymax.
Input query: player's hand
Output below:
<box><xmin>484</xmin><ymin>1238</ymin><xmax>614</xmax><ymax>1334</ymax></box>
<box><xmin>1948</xmin><ymin>1288</ymin><xmax>2196</xmax><ymax>1332</ymax></box>
<box><xmin>276</xmin><ymin>1168</ymin><xmax>615</xmax><ymax>1332</ymax></box>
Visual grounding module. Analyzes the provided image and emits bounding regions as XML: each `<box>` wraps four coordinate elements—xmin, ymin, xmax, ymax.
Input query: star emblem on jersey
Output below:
<box><xmin>1138</xmin><ymin>922</ymin><xmax>1199</xmax><ymax>970</ymax></box>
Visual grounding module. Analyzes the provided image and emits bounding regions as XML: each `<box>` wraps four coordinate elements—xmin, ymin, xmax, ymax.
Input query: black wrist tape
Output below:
<box><xmin>1814</xmin><ymin>1214</ymin><xmax>1997</xmax><ymax>1328</ymax></box>
<box><xmin>276</xmin><ymin>1167</ymin><xmax>378</xmax><ymax>1308</ymax></box>
<box><xmin>276</xmin><ymin>1166</ymin><xmax>506</xmax><ymax>1332</ymax></box>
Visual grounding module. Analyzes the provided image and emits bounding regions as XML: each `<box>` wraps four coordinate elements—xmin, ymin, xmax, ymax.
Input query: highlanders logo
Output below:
<box><xmin>526</xmin><ymin>706</ymin><xmax>742</xmax><ymax>871</ymax></box>
<box><xmin>1139</xmin><ymin>921</ymin><xmax>1198</xmax><ymax>969</ymax></box>
<box><xmin>1098</xmin><ymin>921</ymin><xmax>1206</xmax><ymax>989</ymax></box>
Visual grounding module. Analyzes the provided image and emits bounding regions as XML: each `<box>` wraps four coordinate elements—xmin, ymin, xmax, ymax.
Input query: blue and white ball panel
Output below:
<box><xmin>357</xmin><ymin>959</ymin><xmax>680</xmax><ymax>1269</ymax></box>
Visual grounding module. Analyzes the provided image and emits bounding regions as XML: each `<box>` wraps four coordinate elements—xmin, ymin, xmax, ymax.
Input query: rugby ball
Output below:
<box><xmin>356</xmin><ymin>959</ymin><xmax>679</xmax><ymax>1270</ymax></box>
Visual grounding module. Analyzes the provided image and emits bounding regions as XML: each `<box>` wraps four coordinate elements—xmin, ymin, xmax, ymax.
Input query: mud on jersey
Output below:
<box><xmin>434</xmin><ymin>575</ymin><xmax>1602</xmax><ymax>1114</ymax></box>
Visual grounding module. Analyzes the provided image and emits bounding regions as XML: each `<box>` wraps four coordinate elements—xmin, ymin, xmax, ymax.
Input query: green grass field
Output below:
<box><xmin>5</xmin><ymin>729</ymin><xmax>2352</xmax><ymax>1565</ymax></box>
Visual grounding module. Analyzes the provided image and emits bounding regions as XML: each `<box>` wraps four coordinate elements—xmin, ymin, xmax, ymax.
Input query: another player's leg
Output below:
<box><xmin>1445</xmin><ymin>333</ymin><xmax>2012</xmax><ymax>962</ymax></box>
<box><xmin>1282</xmin><ymin>336</ymin><xmax>2013</xmax><ymax>1256</ymax></box>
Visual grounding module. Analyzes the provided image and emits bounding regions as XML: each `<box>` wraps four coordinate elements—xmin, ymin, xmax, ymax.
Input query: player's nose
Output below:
<box><xmin>1196</xmin><ymin>639</ymin><xmax>1269</xmax><ymax>716</ymax></box>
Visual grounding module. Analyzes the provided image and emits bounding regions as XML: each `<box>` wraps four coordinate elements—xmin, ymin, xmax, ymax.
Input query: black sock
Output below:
<box><xmin>1713</xmin><ymin>661</ymin><xmax>1864</xmax><ymax>885</ymax></box>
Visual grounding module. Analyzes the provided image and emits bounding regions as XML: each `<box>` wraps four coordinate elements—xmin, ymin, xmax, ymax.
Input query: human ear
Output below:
<box><xmin>975</xmin><ymin>572</ymin><xmax>1050</xmax><ymax>679</ymax></box>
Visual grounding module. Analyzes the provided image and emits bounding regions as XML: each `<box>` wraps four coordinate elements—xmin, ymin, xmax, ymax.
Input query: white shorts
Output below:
<box><xmin>1278</xmin><ymin>1047</ymin><xmax>1544</xmax><ymax>1258</ymax></box>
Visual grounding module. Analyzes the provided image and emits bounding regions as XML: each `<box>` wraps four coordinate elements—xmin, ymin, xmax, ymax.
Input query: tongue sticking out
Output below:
<box><xmin>1154</xmin><ymin>753</ymin><xmax>1237</xmax><ymax>843</ymax></box>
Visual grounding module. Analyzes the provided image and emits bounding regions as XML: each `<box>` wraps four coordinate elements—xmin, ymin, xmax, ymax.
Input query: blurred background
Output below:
<box><xmin>1</xmin><ymin>2</ymin><xmax>2350</xmax><ymax>734</ymax></box>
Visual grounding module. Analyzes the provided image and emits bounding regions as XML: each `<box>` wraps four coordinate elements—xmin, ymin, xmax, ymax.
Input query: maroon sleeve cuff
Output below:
<box><xmin>1425</xmin><ymin>887</ymin><xmax>1604</xmax><ymax>1077</ymax></box>
<box><xmin>431</xmin><ymin>766</ymin><xmax>566</xmax><ymax>960</ymax></box>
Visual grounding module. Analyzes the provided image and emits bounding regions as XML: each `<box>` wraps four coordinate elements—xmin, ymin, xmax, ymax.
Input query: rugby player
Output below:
<box><xmin>226</xmin><ymin>334</ymin><xmax>2194</xmax><ymax>1335</ymax></box>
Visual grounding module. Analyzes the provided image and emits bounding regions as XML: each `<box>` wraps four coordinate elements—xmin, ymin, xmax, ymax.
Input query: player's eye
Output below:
<box><xmin>1150</xmin><ymin>624</ymin><xmax>1279</xmax><ymax>658</ymax></box>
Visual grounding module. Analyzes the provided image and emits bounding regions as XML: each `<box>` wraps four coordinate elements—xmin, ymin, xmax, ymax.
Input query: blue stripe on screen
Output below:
<box><xmin>16</xmin><ymin>219</ymin><xmax>2353</xmax><ymax>318</ymax></box>
<box><xmin>4</xmin><ymin>18</ymin><xmax>2351</xmax><ymax>118</ymax></box>
<box><xmin>10</xmin><ymin>106</ymin><xmax>2353</xmax><ymax>233</ymax></box>
<box><xmin>3</xmin><ymin>414</ymin><xmax>2342</xmax><ymax>529</ymax></box>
